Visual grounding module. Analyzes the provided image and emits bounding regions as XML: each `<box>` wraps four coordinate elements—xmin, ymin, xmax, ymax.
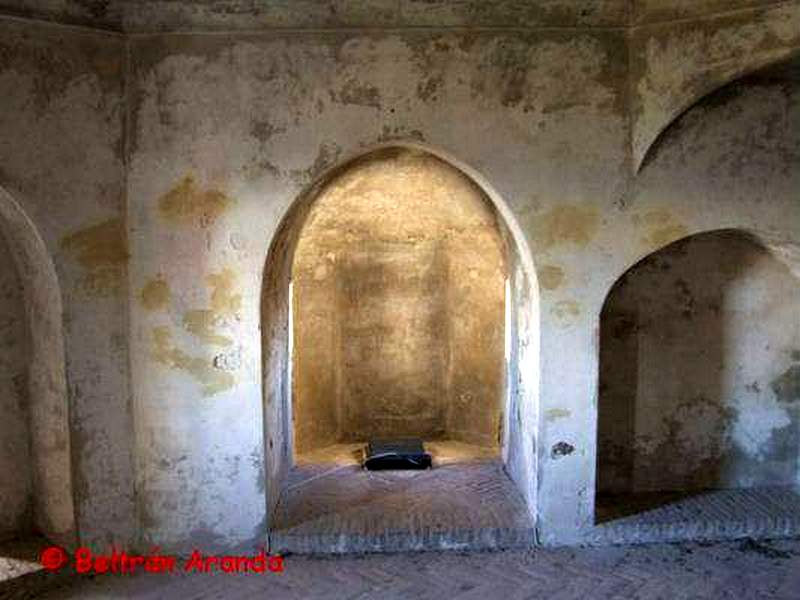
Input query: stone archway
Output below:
<box><xmin>0</xmin><ymin>185</ymin><xmax>75</xmax><ymax>548</ymax></box>
<box><xmin>261</xmin><ymin>145</ymin><xmax>540</xmax><ymax>552</ymax></box>
<box><xmin>595</xmin><ymin>229</ymin><xmax>800</xmax><ymax>540</ymax></box>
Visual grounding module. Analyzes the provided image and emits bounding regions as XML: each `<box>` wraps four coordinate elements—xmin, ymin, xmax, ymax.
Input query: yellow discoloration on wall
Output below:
<box><xmin>61</xmin><ymin>218</ymin><xmax>129</xmax><ymax>297</ymax></box>
<box><xmin>182</xmin><ymin>268</ymin><xmax>240</xmax><ymax>346</ymax></box>
<box><xmin>534</xmin><ymin>205</ymin><xmax>600</xmax><ymax>249</ymax></box>
<box><xmin>158</xmin><ymin>175</ymin><xmax>233</xmax><ymax>226</ymax></box>
<box><xmin>551</xmin><ymin>299</ymin><xmax>581</xmax><ymax>324</ymax></box>
<box><xmin>151</xmin><ymin>327</ymin><xmax>235</xmax><ymax>396</ymax></box>
<box><xmin>546</xmin><ymin>408</ymin><xmax>572</xmax><ymax>421</ymax></box>
<box><xmin>61</xmin><ymin>218</ymin><xmax>129</xmax><ymax>267</ymax></box>
<box><xmin>539</xmin><ymin>265</ymin><xmax>565</xmax><ymax>290</ymax></box>
<box><xmin>140</xmin><ymin>278</ymin><xmax>170</xmax><ymax>311</ymax></box>
<box><xmin>183</xmin><ymin>310</ymin><xmax>233</xmax><ymax>346</ymax></box>
<box><xmin>638</xmin><ymin>209</ymin><xmax>671</xmax><ymax>226</ymax></box>
<box><xmin>207</xmin><ymin>268</ymin><xmax>241</xmax><ymax>316</ymax></box>
<box><xmin>646</xmin><ymin>223</ymin><xmax>690</xmax><ymax>248</ymax></box>
<box><xmin>634</xmin><ymin>209</ymin><xmax>689</xmax><ymax>249</ymax></box>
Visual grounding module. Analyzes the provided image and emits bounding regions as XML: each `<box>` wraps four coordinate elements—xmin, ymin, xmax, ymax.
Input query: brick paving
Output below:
<box><xmin>2</xmin><ymin>537</ymin><xmax>799</xmax><ymax>599</ymax></box>
<box><xmin>272</xmin><ymin>457</ymin><xmax>534</xmax><ymax>554</ymax></box>
<box><xmin>592</xmin><ymin>487</ymin><xmax>800</xmax><ymax>545</ymax></box>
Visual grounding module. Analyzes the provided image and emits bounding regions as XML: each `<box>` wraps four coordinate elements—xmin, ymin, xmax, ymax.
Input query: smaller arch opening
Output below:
<box><xmin>595</xmin><ymin>229</ymin><xmax>800</xmax><ymax>536</ymax></box>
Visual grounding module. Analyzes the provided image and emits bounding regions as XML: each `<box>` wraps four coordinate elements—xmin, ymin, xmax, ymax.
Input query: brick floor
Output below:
<box><xmin>2</xmin><ymin>537</ymin><xmax>799</xmax><ymax>599</ymax></box>
<box><xmin>591</xmin><ymin>487</ymin><xmax>800</xmax><ymax>545</ymax></box>
<box><xmin>272</xmin><ymin>451</ymin><xmax>534</xmax><ymax>554</ymax></box>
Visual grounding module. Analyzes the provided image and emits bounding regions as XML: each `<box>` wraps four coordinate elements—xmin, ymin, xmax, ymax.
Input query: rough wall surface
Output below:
<box><xmin>599</xmin><ymin>231</ymin><xmax>800</xmax><ymax>495</ymax></box>
<box><xmin>0</xmin><ymin>0</ymin><xmax>796</xmax><ymax>552</ymax></box>
<box><xmin>0</xmin><ymin>1</ymin><xmax>121</xmax><ymax>30</ymax></box>
<box><xmin>630</xmin><ymin>1</ymin><xmax>800</xmax><ymax>169</ymax></box>
<box><xmin>538</xmin><ymin>57</ymin><xmax>800</xmax><ymax>546</ymax></box>
<box><xmin>0</xmin><ymin>229</ymin><xmax>31</xmax><ymax>539</ymax></box>
<box><xmin>292</xmin><ymin>150</ymin><xmax>506</xmax><ymax>452</ymax></box>
<box><xmin>127</xmin><ymin>26</ymin><xmax>624</xmax><ymax>550</ymax></box>
<box><xmin>0</xmin><ymin>19</ymin><xmax>132</xmax><ymax>548</ymax></box>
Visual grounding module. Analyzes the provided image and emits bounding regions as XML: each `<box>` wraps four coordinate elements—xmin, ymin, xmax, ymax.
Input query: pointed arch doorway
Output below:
<box><xmin>261</xmin><ymin>146</ymin><xmax>540</xmax><ymax>553</ymax></box>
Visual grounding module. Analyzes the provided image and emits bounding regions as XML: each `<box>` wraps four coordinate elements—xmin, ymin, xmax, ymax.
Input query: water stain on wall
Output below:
<box><xmin>183</xmin><ymin>311</ymin><xmax>232</xmax><ymax>346</ymax></box>
<box><xmin>551</xmin><ymin>299</ymin><xmax>581</xmax><ymax>324</ymax></box>
<box><xmin>183</xmin><ymin>268</ymin><xmax>241</xmax><ymax>346</ymax></box>
<box><xmin>539</xmin><ymin>264</ymin><xmax>565</xmax><ymax>290</ymax></box>
<box><xmin>335</xmin><ymin>79</ymin><xmax>382</xmax><ymax>109</ymax></box>
<box><xmin>533</xmin><ymin>205</ymin><xmax>599</xmax><ymax>250</ymax></box>
<box><xmin>151</xmin><ymin>327</ymin><xmax>235</xmax><ymax>396</ymax></box>
<box><xmin>158</xmin><ymin>175</ymin><xmax>233</xmax><ymax>227</ymax></box>
<box><xmin>207</xmin><ymin>268</ymin><xmax>241</xmax><ymax>315</ymax></box>
<box><xmin>546</xmin><ymin>408</ymin><xmax>572</xmax><ymax>421</ymax></box>
<box><xmin>61</xmin><ymin>217</ymin><xmax>128</xmax><ymax>297</ymax></box>
<box><xmin>772</xmin><ymin>364</ymin><xmax>800</xmax><ymax>404</ymax></box>
<box><xmin>140</xmin><ymin>277</ymin><xmax>170</xmax><ymax>311</ymax></box>
<box><xmin>635</xmin><ymin>209</ymin><xmax>688</xmax><ymax>250</ymax></box>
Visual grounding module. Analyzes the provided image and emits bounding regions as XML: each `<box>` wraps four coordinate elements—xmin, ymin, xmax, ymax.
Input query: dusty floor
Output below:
<box><xmin>0</xmin><ymin>537</ymin><xmax>798</xmax><ymax>599</ymax></box>
<box><xmin>277</xmin><ymin>442</ymin><xmax>527</xmax><ymax>553</ymax></box>
<box><xmin>591</xmin><ymin>486</ymin><xmax>800</xmax><ymax>545</ymax></box>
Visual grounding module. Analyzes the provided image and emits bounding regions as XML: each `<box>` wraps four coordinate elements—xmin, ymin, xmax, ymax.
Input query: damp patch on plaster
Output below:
<box><xmin>183</xmin><ymin>311</ymin><xmax>233</xmax><ymax>346</ymax></box>
<box><xmin>546</xmin><ymin>408</ymin><xmax>572</xmax><ymax>422</ymax></box>
<box><xmin>634</xmin><ymin>209</ymin><xmax>688</xmax><ymax>250</ymax></box>
<box><xmin>61</xmin><ymin>218</ymin><xmax>128</xmax><ymax>297</ymax></box>
<box><xmin>140</xmin><ymin>277</ymin><xmax>170</xmax><ymax>311</ymax></box>
<box><xmin>182</xmin><ymin>268</ymin><xmax>242</xmax><ymax>346</ymax></box>
<box><xmin>635</xmin><ymin>395</ymin><xmax>734</xmax><ymax>468</ymax></box>
<box><xmin>551</xmin><ymin>299</ymin><xmax>581</xmax><ymax>325</ymax></box>
<box><xmin>539</xmin><ymin>265</ymin><xmax>565</xmax><ymax>290</ymax></box>
<box><xmin>533</xmin><ymin>205</ymin><xmax>599</xmax><ymax>250</ymax></box>
<box><xmin>730</xmin><ymin>395</ymin><xmax>791</xmax><ymax>459</ymax></box>
<box><xmin>158</xmin><ymin>175</ymin><xmax>234</xmax><ymax>227</ymax></box>
<box><xmin>334</xmin><ymin>79</ymin><xmax>382</xmax><ymax>109</ymax></box>
<box><xmin>151</xmin><ymin>327</ymin><xmax>235</xmax><ymax>396</ymax></box>
<box><xmin>772</xmin><ymin>365</ymin><xmax>800</xmax><ymax>405</ymax></box>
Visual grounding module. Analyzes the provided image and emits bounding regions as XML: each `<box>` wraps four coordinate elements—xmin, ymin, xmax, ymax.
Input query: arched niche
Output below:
<box><xmin>596</xmin><ymin>229</ymin><xmax>800</xmax><ymax>523</ymax></box>
<box><xmin>260</xmin><ymin>144</ymin><xmax>540</xmax><ymax>528</ymax></box>
<box><xmin>637</xmin><ymin>51</ymin><xmax>800</xmax><ymax>173</ymax></box>
<box><xmin>0</xmin><ymin>185</ymin><xmax>75</xmax><ymax>548</ymax></box>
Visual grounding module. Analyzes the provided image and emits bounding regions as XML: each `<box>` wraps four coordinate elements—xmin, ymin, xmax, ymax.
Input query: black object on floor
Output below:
<box><xmin>363</xmin><ymin>439</ymin><xmax>432</xmax><ymax>470</ymax></box>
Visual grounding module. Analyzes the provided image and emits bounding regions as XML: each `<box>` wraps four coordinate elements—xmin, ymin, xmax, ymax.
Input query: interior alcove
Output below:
<box><xmin>291</xmin><ymin>148</ymin><xmax>506</xmax><ymax>457</ymax></box>
<box><xmin>596</xmin><ymin>230</ymin><xmax>800</xmax><ymax>525</ymax></box>
<box><xmin>261</xmin><ymin>146</ymin><xmax>540</xmax><ymax>552</ymax></box>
